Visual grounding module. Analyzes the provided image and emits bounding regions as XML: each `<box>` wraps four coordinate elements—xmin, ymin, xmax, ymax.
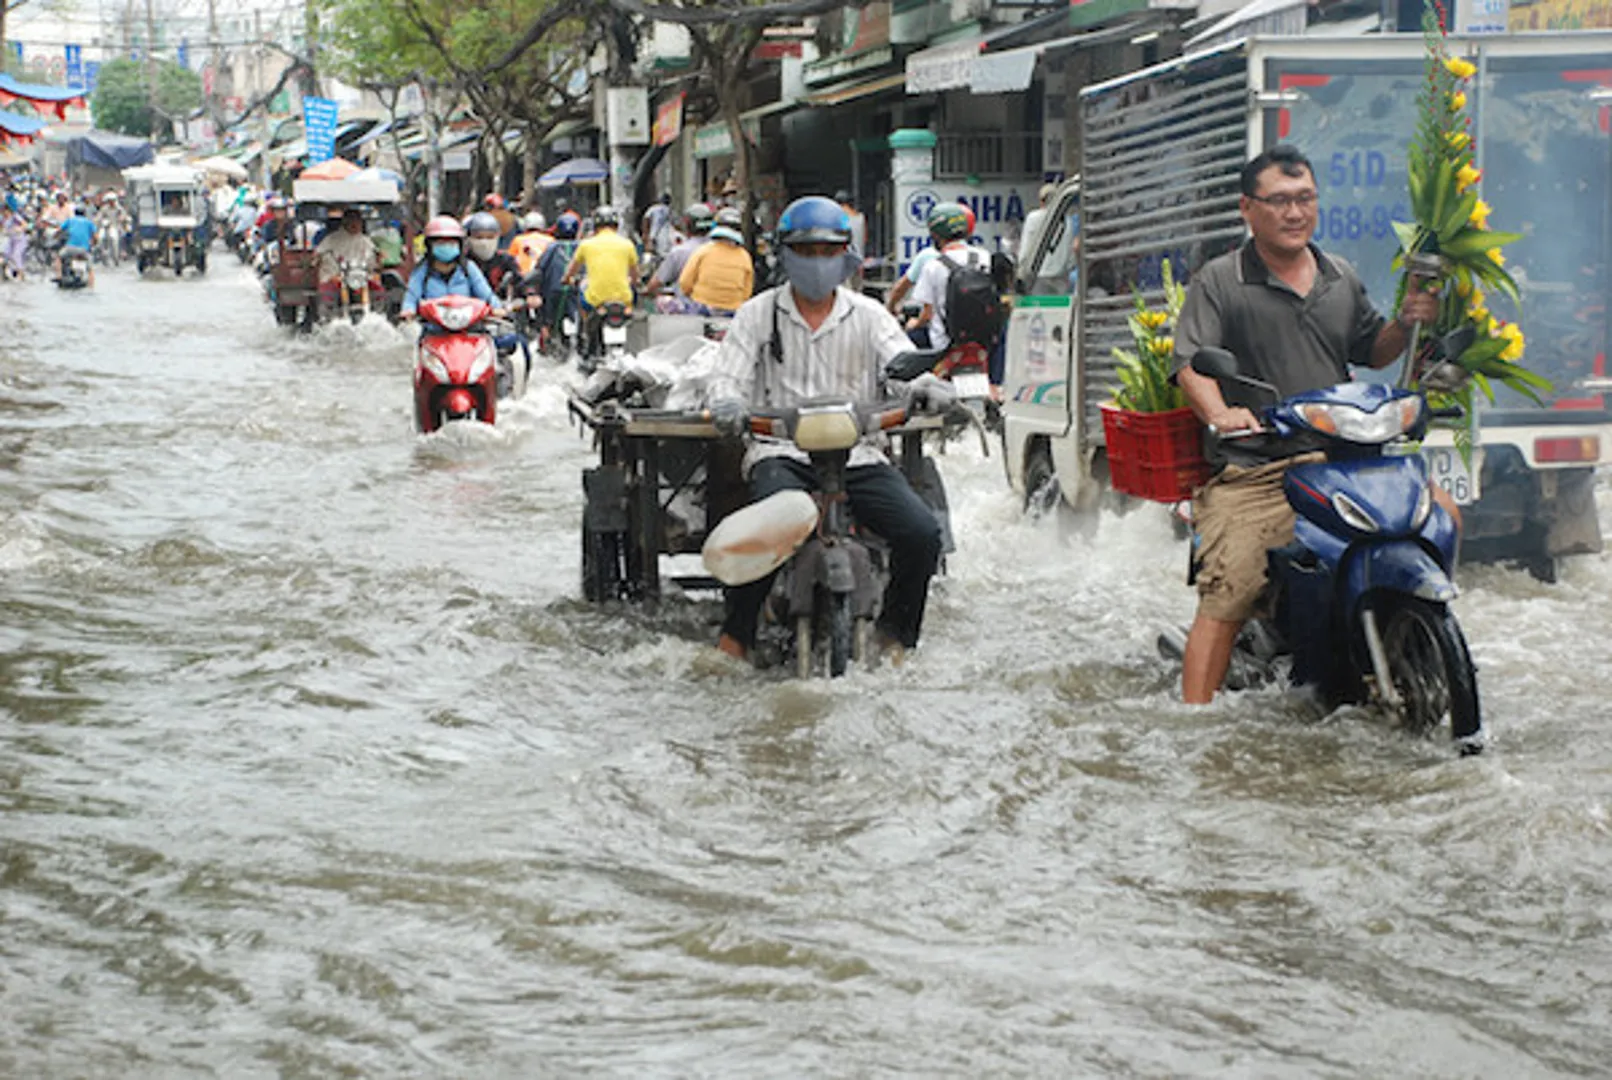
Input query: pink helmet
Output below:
<box><xmin>422</xmin><ymin>215</ymin><xmax>466</xmax><ymax>240</ymax></box>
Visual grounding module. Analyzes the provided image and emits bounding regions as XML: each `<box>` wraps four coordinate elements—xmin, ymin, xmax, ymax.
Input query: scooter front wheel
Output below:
<box><xmin>828</xmin><ymin>592</ymin><xmax>854</xmax><ymax>678</ymax></box>
<box><xmin>1379</xmin><ymin>598</ymin><xmax>1482</xmax><ymax>750</ymax></box>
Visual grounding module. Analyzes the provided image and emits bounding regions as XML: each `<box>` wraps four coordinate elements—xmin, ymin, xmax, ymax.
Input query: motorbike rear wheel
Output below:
<box><xmin>1379</xmin><ymin>598</ymin><xmax>1482</xmax><ymax>749</ymax></box>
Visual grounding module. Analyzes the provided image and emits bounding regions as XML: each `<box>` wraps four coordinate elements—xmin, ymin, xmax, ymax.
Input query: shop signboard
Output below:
<box><xmin>892</xmin><ymin>177</ymin><xmax>1032</xmax><ymax>271</ymax></box>
<box><xmin>302</xmin><ymin>96</ymin><xmax>339</xmax><ymax>164</ymax></box>
<box><xmin>65</xmin><ymin>44</ymin><xmax>83</xmax><ymax>88</ymax></box>
<box><xmin>653</xmin><ymin>92</ymin><xmax>685</xmax><ymax>147</ymax></box>
<box><xmin>1507</xmin><ymin>0</ymin><xmax>1604</xmax><ymax>29</ymax></box>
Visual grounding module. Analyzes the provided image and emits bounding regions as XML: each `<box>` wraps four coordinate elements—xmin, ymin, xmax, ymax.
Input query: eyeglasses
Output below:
<box><xmin>1248</xmin><ymin>191</ymin><xmax>1319</xmax><ymax>211</ymax></box>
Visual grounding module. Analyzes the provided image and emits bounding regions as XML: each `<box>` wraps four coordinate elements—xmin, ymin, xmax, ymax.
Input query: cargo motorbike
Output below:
<box><xmin>55</xmin><ymin>247</ymin><xmax>91</xmax><ymax>290</ymax></box>
<box><xmin>1158</xmin><ymin>345</ymin><xmax>1483</xmax><ymax>752</ymax></box>
<box><xmin>702</xmin><ymin>387</ymin><xmax>958</xmax><ymax>678</ymax></box>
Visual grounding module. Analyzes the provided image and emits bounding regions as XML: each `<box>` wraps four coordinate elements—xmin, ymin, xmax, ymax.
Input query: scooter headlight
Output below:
<box><xmin>467</xmin><ymin>343</ymin><xmax>495</xmax><ymax>383</ymax></box>
<box><xmin>1297</xmin><ymin>397</ymin><xmax>1423</xmax><ymax>444</ymax></box>
<box><xmin>1331</xmin><ymin>491</ymin><xmax>1381</xmax><ymax>533</ymax></box>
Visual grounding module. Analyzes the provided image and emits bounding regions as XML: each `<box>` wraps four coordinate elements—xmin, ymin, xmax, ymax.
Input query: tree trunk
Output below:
<box><xmin>522</xmin><ymin>133</ymin><xmax>539</xmax><ymax>208</ymax></box>
<box><xmin>722</xmin><ymin>88</ymin><xmax>753</xmax><ymax>250</ymax></box>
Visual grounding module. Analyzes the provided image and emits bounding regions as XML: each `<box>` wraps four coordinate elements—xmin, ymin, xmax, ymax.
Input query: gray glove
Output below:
<box><xmin>905</xmin><ymin>372</ymin><xmax>957</xmax><ymax>415</ymax></box>
<box><xmin>709</xmin><ymin>397</ymin><xmax>749</xmax><ymax>438</ymax></box>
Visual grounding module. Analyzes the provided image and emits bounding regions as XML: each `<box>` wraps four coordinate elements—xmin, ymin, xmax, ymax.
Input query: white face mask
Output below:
<box><xmin>468</xmin><ymin>237</ymin><xmax>498</xmax><ymax>261</ymax></box>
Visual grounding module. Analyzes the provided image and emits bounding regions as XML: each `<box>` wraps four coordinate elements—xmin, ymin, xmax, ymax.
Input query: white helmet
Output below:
<box><xmin>522</xmin><ymin>211</ymin><xmax>546</xmax><ymax>231</ymax></box>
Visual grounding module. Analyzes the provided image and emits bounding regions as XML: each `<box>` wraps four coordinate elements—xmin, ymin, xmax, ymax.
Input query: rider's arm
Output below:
<box><xmin>561</xmin><ymin>245</ymin><xmax>584</xmax><ymax>287</ymax></box>
<box><xmin>705</xmin><ymin>299</ymin><xmax>765</xmax><ymax>404</ymax></box>
<box><xmin>677</xmin><ymin>247</ymin><xmax>702</xmax><ymax>298</ymax></box>
<box><xmin>400</xmin><ymin>266</ymin><xmax>425</xmax><ymax>316</ymax></box>
<box><xmin>1172</xmin><ymin>283</ymin><xmax>1259</xmax><ymax>432</ymax></box>
<box><xmin>464</xmin><ymin>262</ymin><xmax>499</xmax><ymax>306</ymax></box>
<box><xmin>1367</xmin><ymin>282</ymin><xmax>1438</xmax><ymax>369</ymax></box>
<box><xmin>884</xmin><ymin>274</ymin><xmax>913</xmax><ymax>313</ymax></box>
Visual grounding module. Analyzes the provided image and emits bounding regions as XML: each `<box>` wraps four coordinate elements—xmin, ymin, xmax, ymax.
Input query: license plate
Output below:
<box><xmin>1422</xmin><ymin>446</ymin><xmax>1480</xmax><ymax>505</ymax></box>
<box><xmin>952</xmin><ymin>372</ymin><xmax>991</xmax><ymax>400</ymax></box>
<box><xmin>602</xmin><ymin>326</ymin><xmax>628</xmax><ymax>346</ymax></box>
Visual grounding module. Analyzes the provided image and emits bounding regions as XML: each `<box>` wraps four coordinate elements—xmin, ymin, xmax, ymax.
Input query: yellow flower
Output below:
<box><xmin>1444</xmin><ymin>56</ymin><xmax>1477</xmax><ymax>79</ymax></box>
<box><xmin>1454</xmin><ymin>271</ymin><xmax>1474</xmax><ymax>298</ymax></box>
<box><xmin>1451</xmin><ymin>90</ymin><xmax>1468</xmax><ymax>111</ymax></box>
<box><xmin>1468</xmin><ymin>198</ymin><xmax>1491</xmax><ymax>230</ymax></box>
<box><xmin>1456</xmin><ymin>163</ymin><xmax>1482</xmax><ymax>191</ymax></box>
<box><xmin>1486</xmin><ymin>315</ymin><xmax>1500</xmax><ymax>337</ymax></box>
<box><xmin>1498</xmin><ymin>322</ymin><xmax>1525</xmax><ymax>361</ymax></box>
<box><xmin>1486</xmin><ymin>247</ymin><xmax>1505</xmax><ymax>267</ymax></box>
<box><xmin>1446</xmin><ymin>131</ymin><xmax>1470</xmax><ymax>151</ymax></box>
<box><xmin>1151</xmin><ymin>336</ymin><xmax>1175</xmax><ymax>357</ymax></box>
<box><xmin>1137</xmin><ymin>310</ymin><xmax>1168</xmax><ymax>330</ymax></box>
<box><xmin>1468</xmin><ymin>303</ymin><xmax>1489</xmax><ymax>324</ymax></box>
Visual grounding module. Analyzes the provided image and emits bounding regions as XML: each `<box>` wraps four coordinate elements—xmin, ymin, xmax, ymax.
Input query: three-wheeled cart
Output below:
<box><xmin>568</xmin><ymin>394</ymin><xmax>958</xmax><ymax>604</ymax></box>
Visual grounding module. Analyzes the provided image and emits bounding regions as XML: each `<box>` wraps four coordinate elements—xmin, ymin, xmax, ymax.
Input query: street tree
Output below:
<box><xmin>91</xmin><ymin>57</ymin><xmax>203</xmax><ymax>140</ymax></box>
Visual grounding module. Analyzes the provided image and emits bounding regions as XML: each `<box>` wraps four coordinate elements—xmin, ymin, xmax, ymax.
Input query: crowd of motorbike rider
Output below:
<box><xmin>1</xmin><ymin>172</ymin><xmax>130</xmax><ymax>286</ymax></box>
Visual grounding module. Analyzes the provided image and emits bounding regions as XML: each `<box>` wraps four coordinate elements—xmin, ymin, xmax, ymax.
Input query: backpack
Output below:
<box><xmin>940</xmin><ymin>249</ymin><xmax>1004</xmax><ymax>348</ymax></box>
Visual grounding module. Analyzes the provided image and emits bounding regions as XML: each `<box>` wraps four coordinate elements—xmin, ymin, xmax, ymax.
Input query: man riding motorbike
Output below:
<box><xmin>906</xmin><ymin>203</ymin><xmax>996</xmax><ymax>351</ymax></box>
<box><xmin>704</xmin><ymin>194</ymin><xmax>953</xmax><ymax>662</ymax></box>
<box><xmin>465</xmin><ymin>210</ymin><xmax>534</xmax><ymax>379</ymax></box>
<box><xmin>561</xmin><ymin>206</ymin><xmax>640</xmax><ymax>361</ymax></box>
<box><xmin>677</xmin><ymin>223</ymin><xmax>753</xmax><ymax>317</ymax></box>
<box><xmin>509</xmin><ymin>211</ymin><xmax>552</xmax><ymax>278</ymax></box>
<box><xmin>532</xmin><ymin>211</ymin><xmax>582</xmax><ymax>353</ymax></box>
<box><xmin>1172</xmin><ymin>144</ymin><xmax>1451</xmax><ymax>704</ymax></box>
<box><xmin>650</xmin><ymin>202</ymin><xmax>714</xmax><ymax>313</ymax></box>
<box><xmin>314</xmin><ymin>207</ymin><xmax>380</xmax><ymax>318</ymax></box>
<box><xmin>54</xmin><ymin>204</ymin><xmax>97</xmax><ymax>287</ymax></box>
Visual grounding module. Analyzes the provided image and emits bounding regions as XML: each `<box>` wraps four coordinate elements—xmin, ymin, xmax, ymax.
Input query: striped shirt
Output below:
<box><xmin>709</xmin><ymin>284</ymin><xmax>913</xmax><ymax>469</ymax></box>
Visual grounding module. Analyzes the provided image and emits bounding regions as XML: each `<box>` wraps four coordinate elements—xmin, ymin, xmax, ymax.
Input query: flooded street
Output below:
<box><xmin>3</xmin><ymin>260</ymin><xmax>1611</xmax><ymax>1076</ymax></box>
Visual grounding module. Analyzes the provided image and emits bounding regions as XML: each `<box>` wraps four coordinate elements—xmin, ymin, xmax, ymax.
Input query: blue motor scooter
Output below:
<box><xmin>1170</xmin><ymin>342</ymin><xmax>1483</xmax><ymax>753</ymax></box>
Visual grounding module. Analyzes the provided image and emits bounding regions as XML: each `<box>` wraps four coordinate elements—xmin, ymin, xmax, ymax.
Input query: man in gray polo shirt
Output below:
<box><xmin>1171</xmin><ymin>144</ymin><xmax>1441</xmax><ymax>704</ymax></box>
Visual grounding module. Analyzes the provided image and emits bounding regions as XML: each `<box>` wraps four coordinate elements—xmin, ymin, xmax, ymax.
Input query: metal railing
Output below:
<box><xmin>933</xmin><ymin>131</ymin><xmax>1044</xmax><ymax>179</ymax></box>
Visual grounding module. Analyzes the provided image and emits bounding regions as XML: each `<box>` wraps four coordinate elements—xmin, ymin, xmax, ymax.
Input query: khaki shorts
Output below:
<box><xmin>1191</xmin><ymin>454</ymin><xmax>1322</xmax><ymax>622</ymax></box>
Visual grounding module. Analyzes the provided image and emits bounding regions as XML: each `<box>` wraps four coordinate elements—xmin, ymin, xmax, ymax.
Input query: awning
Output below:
<box><xmin>1186</xmin><ymin>0</ymin><xmax>1307</xmax><ymax>49</ymax></box>
<box><xmin>970</xmin><ymin>18</ymin><xmax>1151</xmax><ymax>94</ymax></box>
<box><xmin>348</xmin><ymin>118</ymin><xmax>394</xmax><ymax>148</ymax></box>
<box><xmin>807</xmin><ymin>72</ymin><xmax>907</xmax><ymax>108</ymax></box>
<box><xmin>905</xmin><ymin>35</ymin><xmax>987</xmax><ymax>95</ymax></box>
<box><xmin>0</xmin><ymin>109</ymin><xmax>48</xmax><ymax>143</ymax></box>
<box><xmin>0</xmin><ymin>73</ymin><xmax>87</xmax><ymax>121</ymax></box>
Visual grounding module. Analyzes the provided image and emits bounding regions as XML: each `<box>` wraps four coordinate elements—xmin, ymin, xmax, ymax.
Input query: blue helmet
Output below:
<box><xmin>553</xmin><ymin>211</ymin><xmax>581</xmax><ymax>239</ymax></box>
<box><xmin>777</xmin><ymin>195</ymin><xmax>851</xmax><ymax>247</ymax></box>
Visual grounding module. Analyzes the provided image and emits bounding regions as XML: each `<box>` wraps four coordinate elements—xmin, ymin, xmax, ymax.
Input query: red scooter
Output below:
<box><xmin>412</xmin><ymin>296</ymin><xmax>499</xmax><ymax>433</ymax></box>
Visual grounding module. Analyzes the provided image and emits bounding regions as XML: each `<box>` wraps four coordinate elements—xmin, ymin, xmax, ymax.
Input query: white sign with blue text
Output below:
<box><xmin>892</xmin><ymin>179</ymin><xmax>1030</xmax><ymax>274</ymax></box>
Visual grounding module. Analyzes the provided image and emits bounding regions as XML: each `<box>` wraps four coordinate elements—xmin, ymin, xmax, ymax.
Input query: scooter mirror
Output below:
<box><xmin>1190</xmin><ymin>347</ymin><xmax>1241</xmax><ymax>380</ymax></box>
<box><xmin>1438</xmin><ymin>324</ymin><xmax>1476</xmax><ymax>361</ymax></box>
<box><xmin>885</xmin><ymin>349</ymin><xmax>946</xmax><ymax>382</ymax></box>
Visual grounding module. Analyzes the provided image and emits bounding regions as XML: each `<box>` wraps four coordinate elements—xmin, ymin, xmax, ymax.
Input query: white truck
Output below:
<box><xmin>1001</xmin><ymin>31</ymin><xmax>1612</xmax><ymax>579</ymax></box>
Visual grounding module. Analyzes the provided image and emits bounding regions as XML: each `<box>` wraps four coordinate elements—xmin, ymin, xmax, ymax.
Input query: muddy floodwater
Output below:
<box><xmin>2</xmin><ymin>262</ymin><xmax>1610</xmax><ymax>1077</ymax></box>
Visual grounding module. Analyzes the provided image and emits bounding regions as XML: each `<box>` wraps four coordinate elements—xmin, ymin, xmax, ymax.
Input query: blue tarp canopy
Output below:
<box><xmin>0</xmin><ymin>110</ymin><xmax>48</xmax><ymax>138</ymax></box>
<box><xmin>538</xmin><ymin>156</ymin><xmax>608</xmax><ymax>187</ymax></box>
<box><xmin>64</xmin><ymin>130</ymin><xmax>155</xmax><ymax>169</ymax></box>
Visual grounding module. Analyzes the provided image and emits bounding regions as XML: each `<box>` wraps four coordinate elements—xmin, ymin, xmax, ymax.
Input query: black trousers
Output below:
<box><xmin>721</xmin><ymin>457</ymin><xmax>943</xmax><ymax>650</ymax></box>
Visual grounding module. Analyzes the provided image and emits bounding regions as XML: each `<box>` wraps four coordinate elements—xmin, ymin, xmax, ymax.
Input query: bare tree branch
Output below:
<box><xmin>609</xmin><ymin>0</ymin><xmax>854</xmax><ymax>27</ymax></box>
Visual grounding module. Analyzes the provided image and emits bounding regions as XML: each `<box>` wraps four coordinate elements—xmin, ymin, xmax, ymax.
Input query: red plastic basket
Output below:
<box><xmin>1100</xmin><ymin>403</ymin><xmax>1211</xmax><ymax>503</ymax></box>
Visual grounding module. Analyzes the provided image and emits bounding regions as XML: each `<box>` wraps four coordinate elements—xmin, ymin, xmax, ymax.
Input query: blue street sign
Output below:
<box><xmin>7</xmin><ymin>42</ymin><xmax>22</xmax><ymax>66</ymax></box>
<box><xmin>177</xmin><ymin>39</ymin><xmax>189</xmax><ymax>70</ymax></box>
<box><xmin>302</xmin><ymin>96</ymin><xmax>339</xmax><ymax>165</ymax></box>
<box><xmin>84</xmin><ymin>61</ymin><xmax>100</xmax><ymax>94</ymax></box>
<box><xmin>65</xmin><ymin>44</ymin><xmax>83</xmax><ymax>88</ymax></box>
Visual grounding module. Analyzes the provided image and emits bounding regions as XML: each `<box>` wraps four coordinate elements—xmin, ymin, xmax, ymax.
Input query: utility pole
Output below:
<box><xmin>206</xmin><ymin>0</ymin><xmax>219</xmax><ymax>148</ymax></box>
<box><xmin>301</xmin><ymin>0</ymin><xmax>319</xmax><ymax>99</ymax></box>
<box><xmin>144</xmin><ymin>0</ymin><xmax>159</xmax><ymax>138</ymax></box>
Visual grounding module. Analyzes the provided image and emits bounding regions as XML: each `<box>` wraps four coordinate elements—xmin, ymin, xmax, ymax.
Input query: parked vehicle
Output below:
<box><xmin>1000</xmin><ymin>32</ymin><xmax>1612</xmax><ymax>578</ymax></box>
<box><xmin>1158</xmin><ymin>340</ymin><xmax>1482</xmax><ymax>752</ymax></box>
<box><xmin>122</xmin><ymin>164</ymin><xmax>210</xmax><ymax>276</ymax></box>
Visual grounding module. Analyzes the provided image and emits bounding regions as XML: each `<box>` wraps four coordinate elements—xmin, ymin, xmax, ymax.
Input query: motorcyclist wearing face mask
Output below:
<box><xmin>704</xmin><ymin>195</ymin><xmax>953</xmax><ymax>662</ymax></box>
<box><xmin>464</xmin><ymin>211</ymin><xmax>534</xmax><ymax>383</ymax></box>
<box><xmin>399</xmin><ymin>215</ymin><xmax>501</xmax><ymax>320</ymax></box>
